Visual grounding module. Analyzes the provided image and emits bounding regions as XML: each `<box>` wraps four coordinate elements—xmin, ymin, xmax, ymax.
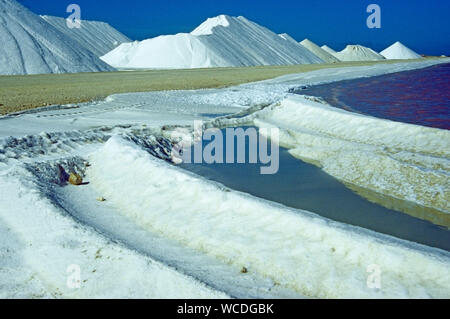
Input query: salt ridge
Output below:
<box><xmin>88</xmin><ymin>136</ymin><xmax>450</xmax><ymax>298</ymax></box>
<box><xmin>252</xmin><ymin>95</ymin><xmax>450</xmax><ymax>216</ymax></box>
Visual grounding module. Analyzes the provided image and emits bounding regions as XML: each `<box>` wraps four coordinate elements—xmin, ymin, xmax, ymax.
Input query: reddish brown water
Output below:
<box><xmin>296</xmin><ymin>63</ymin><xmax>450</xmax><ymax>130</ymax></box>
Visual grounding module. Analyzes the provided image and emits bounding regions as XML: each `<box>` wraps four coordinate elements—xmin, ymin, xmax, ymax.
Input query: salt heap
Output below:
<box><xmin>380</xmin><ymin>41</ymin><xmax>422</xmax><ymax>60</ymax></box>
<box><xmin>300</xmin><ymin>39</ymin><xmax>340</xmax><ymax>63</ymax></box>
<box><xmin>41</xmin><ymin>15</ymin><xmax>131</xmax><ymax>57</ymax></box>
<box><xmin>0</xmin><ymin>0</ymin><xmax>114</xmax><ymax>75</ymax></box>
<box><xmin>101</xmin><ymin>34</ymin><xmax>218</xmax><ymax>69</ymax></box>
<box><xmin>335</xmin><ymin>45</ymin><xmax>385</xmax><ymax>62</ymax></box>
<box><xmin>101</xmin><ymin>15</ymin><xmax>324</xmax><ymax>69</ymax></box>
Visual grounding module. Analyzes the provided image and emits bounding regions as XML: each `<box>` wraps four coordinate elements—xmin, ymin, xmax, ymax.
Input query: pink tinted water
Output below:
<box><xmin>297</xmin><ymin>63</ymin><xmax>450</xmax><ymax>130</ymax></box>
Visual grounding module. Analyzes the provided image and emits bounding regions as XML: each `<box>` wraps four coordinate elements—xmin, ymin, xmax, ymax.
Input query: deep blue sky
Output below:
<box><xmin>19</xmin><ymin>0</ymin><xmax>449</xmax><ymax>55</ymax></box>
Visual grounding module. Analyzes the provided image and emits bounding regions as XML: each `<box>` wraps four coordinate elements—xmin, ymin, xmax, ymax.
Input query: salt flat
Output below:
<box><xmin>1</xmin><ymin>59</ymin><xmax>449</xmax><ymax>298</ymax></box>
<box><xmin>0</xmin><ymin>59</ymin><xmax>430</xmax><ymax>115</ymax></box>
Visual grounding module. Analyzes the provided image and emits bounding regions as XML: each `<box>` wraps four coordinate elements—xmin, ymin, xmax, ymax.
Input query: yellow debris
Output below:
<box><xmin>68</xmin><ymin>173</ymin><xmax>83</xmax><ymax>186</ymax></box>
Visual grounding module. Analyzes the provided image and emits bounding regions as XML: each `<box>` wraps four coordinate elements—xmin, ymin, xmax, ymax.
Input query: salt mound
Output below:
<box><xmin>101</xmin><ymin>34</ymin><xmax>221</xmax><ymax>69</ymax></box>
<box><xmin>101</xmin><ymin>15</ymin><xmax>324</xmax><ymax>69</ymax></box>
<box><xmin>321</xmin><ymin>45</ymin><xmax>338</xmax><ymax>55</ymax></box>
<box><xmin>0</xmin><ymin>0</ymin><xmax>114</xmax><ymax>75</ymax></box>
<box><xmin>300</xmin><ymin>39</ymin><xmax>340</xmax><ymax>63</ymax></box>
<box><xmin>187</xmin><ymin>16</ymin><xmax>324</xmax><ymax>66</ymax></box>
<box><xmin>41</xmin><ymin>15</ymin><xmax>131</xmax><ymax>57</ymax></box>
<box><xmin>380</xmin><ymin>41</ymin><xmax>422</xmax><ymax>60</ymax></box>
<box><xmin>335</xmin><ymin>45</ymin><xmax>385</xmax><ymax>61</ymax></box>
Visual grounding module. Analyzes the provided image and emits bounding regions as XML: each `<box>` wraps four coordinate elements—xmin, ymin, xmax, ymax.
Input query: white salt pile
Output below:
<box><xmin>380</xmin><ymin>41</ymin><xmax>422</xmax><ymax>60</ymax></box>
<box><xmin>300</xmin><ymin>39</ymin><xmax>340</xmax><ymax>63</ymax></box>
<box><xmin>41</xmin><ymin>15</ymin><xmax>131</xmax><ymax>57</ymax></box>
<box><xmin>0</xmin><ymin>0</ymin><xmax>114</xmax><ymax>75</ymax></box>
<box><xmin>101</xmin><ymin>15</ymin><xmax>324</xmax><ymax>69</ymax></box>
<box><xmin>335</xmin><ymin>45</ymin><xmax>385</xmax><ymax>61</ymax></box>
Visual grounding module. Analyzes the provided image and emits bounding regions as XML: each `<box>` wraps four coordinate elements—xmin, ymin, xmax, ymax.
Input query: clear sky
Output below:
<box><xmin>19</xmin><ymin>0</ymin><xmax>450</xmax><ymax>55</ymax></box>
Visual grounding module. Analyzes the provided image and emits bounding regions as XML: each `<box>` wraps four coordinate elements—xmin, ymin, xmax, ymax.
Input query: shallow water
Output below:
<box><xmin>294</xmin><ymin>63</ymin><xmax>450</xmax><ymax>130</ymax></box>
<box><xmin>180</xmin><ymin>128</ymin><xmax>450</xmax><ymax>252</ymax></box>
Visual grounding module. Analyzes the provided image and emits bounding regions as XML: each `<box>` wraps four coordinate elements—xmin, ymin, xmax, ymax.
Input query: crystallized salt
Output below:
<box><xmin>380</xmin><ymin>41</ymin><xmax>422</xmax><ymax>60</ymax></box>
<box><xmin>300</xmin><ymin>39</ymin><xmax>341</xmax><ymax>63</ymax></box>
<box><xmin>334</xmin><ymin>44</ymin><xmax>385</xmax><ymax>61</ymax></box>
<box><xmin>0</xmin><ymin>0</ymin><xmax>114</xmax><ymax>75</ymax></box>
<box><xmin>101</xmin><ymin>15</ymin><xmax>324</xmax><ymax>69</ymax></box>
